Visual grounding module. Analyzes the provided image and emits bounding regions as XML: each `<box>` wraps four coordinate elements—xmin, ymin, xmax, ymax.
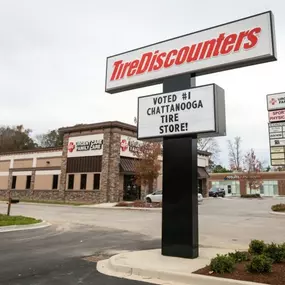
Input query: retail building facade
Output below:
<box><xmin>209</xmin><ymin>172</ymin><xmax>285</xmax><ymax>196</ymax></box>
<box><xmin>0</xmin><ymin>121</ymin><xmax>210</xmax><ymax>203</ymax></box>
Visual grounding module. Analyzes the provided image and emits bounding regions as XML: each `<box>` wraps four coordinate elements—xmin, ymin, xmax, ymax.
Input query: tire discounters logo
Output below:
<box><xmin>105</xmin><ymin>11</ymin><xmax>276</xmax><ymax>93</ymax></box>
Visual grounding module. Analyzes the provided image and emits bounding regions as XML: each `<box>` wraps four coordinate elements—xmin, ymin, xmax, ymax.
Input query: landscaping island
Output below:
<box><xmin>272</xmin><ymin>203</ymin><xmax>285</xmax><ymax>212</ymax></box>
<box><xmin>194</xmin><ymin>240</ymin><xmax>285</xmax><ymax>285</ymax></box>
<box><xmin>115</xmin><ymin>200</ymin><xmax>162</xmax><ymax>208</ymax></box>
<box><xmin>0</xmin><ymin>214</ymin><xmax>41</xmax><ymax>227</ymax></box>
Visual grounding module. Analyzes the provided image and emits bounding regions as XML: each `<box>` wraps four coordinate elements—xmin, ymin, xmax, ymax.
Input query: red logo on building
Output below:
<box><xmin>270</xmin><ymin>98</ymin><xmax>277</xmax><ymax>105</ymax></box>
<box><xmin>120</xmin><ymin>139</ymin><xmax>128</xmax><ymax>152</ymax></box>
<box><xmin>68</xmin><ymin>142</ymin><xmax>75</xmax><ymax>152</ymax></box>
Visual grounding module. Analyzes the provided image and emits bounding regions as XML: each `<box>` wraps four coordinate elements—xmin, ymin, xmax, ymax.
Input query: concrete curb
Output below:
<box><xmin>79</xmin><ymin>205</ymin><xmax>162</xmax><ymax>211</ymax></box>
<box><xmin>80</xmin><ymin>201</ymin><xmax>203</xmax><ymax>211</ymax></box>
<box><xmin>0</xmin><ymin>200</ymin><xmax>85</xmax><ymax>207</ymax></box>
<box><xmin>101</xmin><ymin>206</ymin><xmax>162</xmax><ymax>211</ymax></box>
<box><xmin>97</xmin><ymin>250</ymin><xmax>267</xmax><ymax>285</ymax></box>
<box><xmin>0</xmin><ymin>220</ymin><xmax>51</xmax><ymax>233</ymax></box>
<box><xmin>270</xmin><ymin>211</ymin><xmax>285</xmax><ymax>216</ymax></box>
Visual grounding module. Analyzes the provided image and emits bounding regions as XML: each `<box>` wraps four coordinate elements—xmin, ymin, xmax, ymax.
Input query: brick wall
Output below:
<box><xmin>100</xmin><ymin>129</ymin><xmax>121</xmax><ymax>203</ymax></box>
<box><xmin>0</xmin><ymin>189</ymin><xmax>100</xmax><ymax>203</ymax></box>
<box><xmin>59</xmin><ymin>134</ymin><xmax>69</xmax><ymax>192</ymax></box>
<box><xmin>278</xmin><ymin>180</ymin><xmax>285</xmax><ymax>195</ymax></box>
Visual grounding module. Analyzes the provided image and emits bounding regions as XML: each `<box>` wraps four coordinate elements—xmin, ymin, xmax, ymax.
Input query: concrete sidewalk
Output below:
<box><xmin>97</xmin><ymin>246</ymin><xmax>261</xmax><ymax>285</ymax></box>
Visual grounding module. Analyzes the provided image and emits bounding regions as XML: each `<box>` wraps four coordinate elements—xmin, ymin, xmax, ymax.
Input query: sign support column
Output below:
<box><xmin>161</xmin><ymin>74</ymin><xmax>199</xmax><ymax>259</ymax></box>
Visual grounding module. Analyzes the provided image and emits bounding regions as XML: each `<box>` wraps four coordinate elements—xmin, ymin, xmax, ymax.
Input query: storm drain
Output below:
<box><xmin>82</xmin><ymin>253</ymin><xmax>112</xmax><ymax>263</ymax></box>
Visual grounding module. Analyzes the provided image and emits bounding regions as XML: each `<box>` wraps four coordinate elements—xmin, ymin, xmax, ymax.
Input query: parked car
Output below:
<box><xmin>145</xmin><ymin>190</ymin><xmax>203</xmax><ymax>203</ymax></box>
<box><xmin>208</xmin><ymin>187</ymin><xmax>225</xmax><ymax>198</ymax></box>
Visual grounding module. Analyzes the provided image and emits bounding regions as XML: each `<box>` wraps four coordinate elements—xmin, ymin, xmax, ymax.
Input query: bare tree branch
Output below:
<box><xmin>197</xmin><ymin>137</ymin><xmax>221</xmax><ymax>163</ymax></box>
<box><xmin>243</xmin><ymin>149</ymin><xmax>263</xmax><ymax>194</ymax></box>
<box><xmin>228</xmin><ymin>136</ymin><xmax>242</xmax><ymax>171</ymax></box>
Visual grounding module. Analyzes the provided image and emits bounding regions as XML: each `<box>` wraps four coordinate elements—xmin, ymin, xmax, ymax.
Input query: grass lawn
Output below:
<box><xmin>0</xmin><ymin>214</ymin><xmax>41</xmax><ymax>227</ymax></box>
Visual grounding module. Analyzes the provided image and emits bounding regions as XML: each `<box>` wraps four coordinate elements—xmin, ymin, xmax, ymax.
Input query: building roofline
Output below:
<box><xmin>197</xmin><ymin>149</ymin><xmax>212</xmax><ymax>156</ymax></box>
<box><xmin>59</xmin><ymin>121</ymin><xmax>137</xmax><ymax>134</ymax></box>
<box><xmin>0</xmin><ymin>147</ymin><xmax>62</xmax><ymax>156</ymax></box>
<box><xmin>209</xmin><ymin>171</ymin><xmax>285</xmax><ymax>176</ymax></box>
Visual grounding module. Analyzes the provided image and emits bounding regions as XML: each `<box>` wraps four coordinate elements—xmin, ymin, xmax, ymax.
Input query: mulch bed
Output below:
<box><xmin>194</xmin><ymin>262</ymin><xmax>285</xmax><ymax>285</ymax></box>
<box><xmin>115</xmin><ymin>200</ymin><xmax>162</xmax><ymax>208</ymax></box>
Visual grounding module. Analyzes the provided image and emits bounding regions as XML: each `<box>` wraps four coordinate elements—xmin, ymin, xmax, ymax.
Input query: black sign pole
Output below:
<box><xmin>161</xmin><ymin>73</ymin><xmax>199</xmax><ymax>259</ymax></box>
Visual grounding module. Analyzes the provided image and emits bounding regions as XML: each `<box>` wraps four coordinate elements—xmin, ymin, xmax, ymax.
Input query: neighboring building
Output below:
<box><xmin>0</xmin><ymin>121</ymin><xmax>211</xmax><ymax>203</ymax></box>
<box><xmin>209</xmin><ymin>172</ymin><xmax>285</xmax><ymax>196</ymax></box>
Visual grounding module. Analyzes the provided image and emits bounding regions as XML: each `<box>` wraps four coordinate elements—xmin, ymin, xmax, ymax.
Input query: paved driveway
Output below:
<box><xmin>0</xmin><ymin>224</ymin><xmax>159</xmax><ymax>285</ymax></box>
<box><xmin>0</xmin><ymin>197</ymin><xmax>284</xmax><ymax>249</ymax></box>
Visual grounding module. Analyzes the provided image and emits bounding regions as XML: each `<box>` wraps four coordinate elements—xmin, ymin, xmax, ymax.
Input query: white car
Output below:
<box><xmin>145</xmin><ymin>190</ymin><xmax>203</xmax><ymax>203</ymax></box>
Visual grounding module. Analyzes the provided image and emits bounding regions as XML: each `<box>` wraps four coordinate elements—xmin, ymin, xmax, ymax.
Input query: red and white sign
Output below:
<box><xmin>268</xmin><ymin>109</ymin><xmax>285</xmax><ymax>123</ymax></box>
<box><xmin>120</xmin><ymin>135</ymin><xmax>142</xmax><ymax>158</ymax></box>
<box><xmin>267</xmin><ymin>92</ymin><xmax>285</xmax><ymax>111</ymax></box>
<box><xmin>67</xmin><ymin>134</ymin><xmax>104</xmax><ymax>157</ymax></box>
<box><xmin>105</xmin><ymin>11</ymin><xmax>276</xmax><ymax>93</ymax></box>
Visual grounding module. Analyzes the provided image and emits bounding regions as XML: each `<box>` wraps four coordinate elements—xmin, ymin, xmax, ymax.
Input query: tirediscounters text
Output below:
<box><xmin>146</xmin><ymin>92</ymin><xmax>203</xmax><ymax>135</ymax></box>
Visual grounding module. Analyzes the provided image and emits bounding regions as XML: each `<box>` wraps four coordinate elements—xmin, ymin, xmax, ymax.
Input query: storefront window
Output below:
<box><xmin>247</xmin><ymin>180</ymin><xmax>278</xmax><ymax>196</ymax></box>
<box><xmin>211</xmin><ymin>181</ymin><xmax>240</xmax><ymax>196</ymax></box>
<box><xmin>261</xmin><ymin>181</ymin><xmax>278</xmax><ymax>196</ymax></box>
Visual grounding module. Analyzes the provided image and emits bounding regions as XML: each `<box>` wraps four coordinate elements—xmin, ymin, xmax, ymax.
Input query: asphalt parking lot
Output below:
<box><xmin>0</xmin><ymin>198</ymin><xmax>284</xmax><ymax>284</ymax></box>
<box><xmin>0</xmin><ymin>197</ymin><xmax>284</xmax><ymax>249</ymax></box>
<box><xmin>0</xmin><ymin>224</ymin><xmax>159</xmax><ymax>285</ymax></box>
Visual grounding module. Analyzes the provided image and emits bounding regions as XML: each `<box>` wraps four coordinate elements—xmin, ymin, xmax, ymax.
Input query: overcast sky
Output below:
<box><xmin>1</xmin><ymin>0</ymin><xmax>284</xmax><ymax>167</ymax></box>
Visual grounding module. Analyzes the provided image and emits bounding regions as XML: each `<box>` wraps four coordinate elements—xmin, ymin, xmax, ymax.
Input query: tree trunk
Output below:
<box><xmin>148</xmin><ymin>179</ymin><xmax>154</xmax><ymax>194</ymax></box>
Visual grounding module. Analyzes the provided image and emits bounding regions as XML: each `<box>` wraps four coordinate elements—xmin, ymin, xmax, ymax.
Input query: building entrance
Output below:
<box><xmin>123</xmin><ymin>175</ymin><xmax>141</xmax><ymax>201</ymax></box>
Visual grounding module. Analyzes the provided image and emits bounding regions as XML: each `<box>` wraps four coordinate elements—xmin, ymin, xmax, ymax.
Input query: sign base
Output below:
<box><xmin>161</xmin><ymin>75</ymin><xmax>198</xmax><ymax>259</ymax></box>
<box><xmin>162</xmin><ymin>135</ymin><xmax>198</xmax><ymax>258</ymax></box>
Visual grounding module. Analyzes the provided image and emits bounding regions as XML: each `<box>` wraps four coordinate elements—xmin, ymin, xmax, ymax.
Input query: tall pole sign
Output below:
<box><xmin>105</xmin><ymin>11</ymin><xmax>277</xmax><ymax>259</ymax></box>
<box><xmin>267</xmin><ymin>92</ymin><xmax>285</xmax><ymax>166</ymax></box>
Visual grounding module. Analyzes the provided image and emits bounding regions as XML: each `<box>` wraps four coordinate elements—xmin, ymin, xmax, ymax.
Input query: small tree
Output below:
<box><xmin>0</xmin><ymin>125</ymin><xmax>37</xmax><ymax>153</ymax></box>
<box><xmin>228</xmin><ymin>136</ymin><xmax>242</xmax><ymax>171</ymax></box>
<box><xmin>243</xmin><ymin>149</ymin><xmax>263</xmax><ymax>194</ymax></box>
<box><xmin>132</xmin><ymin>142</ymin><xmax>162</xmax><ymax>194</ymax></box>
<box><xmin>212</xmin><ymin>165</ymin><xmax>232</xmax><ymax>173</ymax></box>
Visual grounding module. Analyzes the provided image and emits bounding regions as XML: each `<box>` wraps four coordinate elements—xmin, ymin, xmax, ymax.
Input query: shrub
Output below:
<box><xmin>115</xmin><ymin>201</ymin><xmax>132</xmax><ymax>207</ymax></box>
<box><xmin>228</xmin><ymin>251</ymin><xmax>251</xmax><ymax>263</ymax></box>
<box><xmin>246</xmin><ymin>254</ymin><xmax>273</xmax><ymax>273</ymax></box>
<box><xmin>271</xmin><ymin>203</ymin><xmax>285</xmax><ymax>212</ymax></box>
<box><xmin>241</xmin><ymin>194</ymin><xmax>261</xmax><ymax>198</ymax></box>
<box><xmin>210</xmin><ymin>254</ymin><xmax>235</xmax><ymax>274</ymax></box>
<box><xmin>132</xmin><ymin>200</ymin><xmax>162</xmax><ymax>208</ymax></box>
<box><xmin>264</xmin><ymin>242</ymin><xmax>285</xmax><ymax>263</ymax></box>
<box><xmin>249</xmin><ymin>240</ymin><xmax>266</xmax><ymax>255</ymax></box>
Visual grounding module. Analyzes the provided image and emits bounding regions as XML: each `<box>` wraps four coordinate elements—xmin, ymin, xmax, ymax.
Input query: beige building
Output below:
<box><xmin>0</xmin><ymin>121</ymin><xmax>210</xmax><ymax>203</ymax></box>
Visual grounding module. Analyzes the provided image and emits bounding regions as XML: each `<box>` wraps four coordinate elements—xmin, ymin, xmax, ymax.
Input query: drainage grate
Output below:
<box><xmin>82</xmin><ymin>253</ymin><xmax>112</xmax><ymax>263</ymax></box>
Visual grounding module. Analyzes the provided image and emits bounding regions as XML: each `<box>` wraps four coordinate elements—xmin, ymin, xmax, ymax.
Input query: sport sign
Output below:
<box><xmin>105</xmin><ymin>11</ymin><xmax>276</xmax><ymax>93</ymax></box>
<box><xmin>137</xmin><ymin>84</ymin><xmax>226</xmax><ymax>140</ymax></box>
<box><xmin>268</xmin><ymin>109</ymin><xmax>285</xmax><ymax>123</ymax></box>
